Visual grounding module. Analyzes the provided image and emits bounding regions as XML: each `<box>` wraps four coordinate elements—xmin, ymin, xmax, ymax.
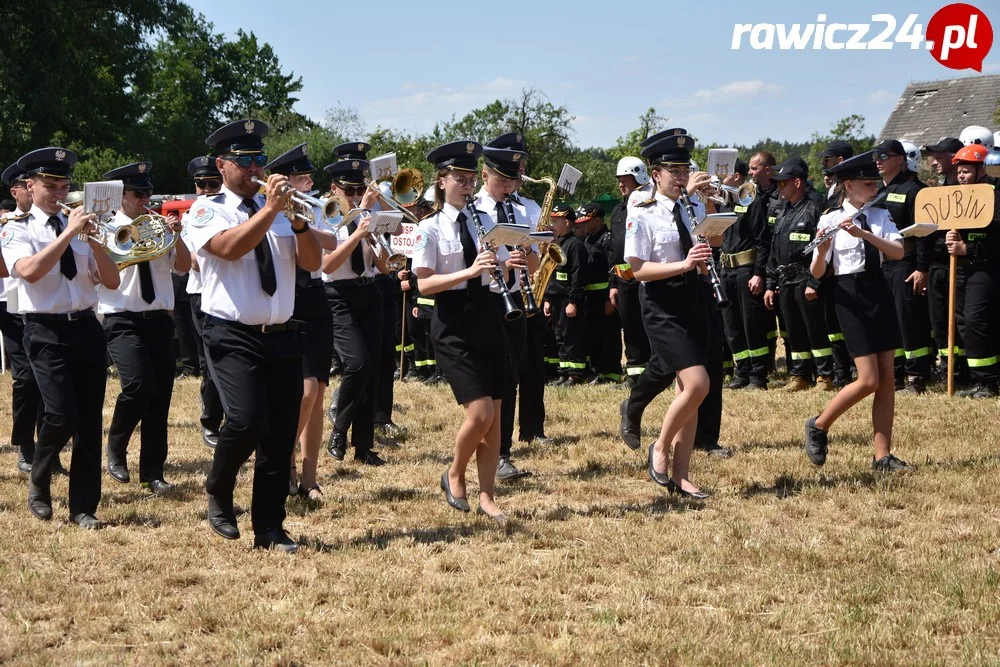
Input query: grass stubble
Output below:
<box><xmin>0</xmin><ymin>371</ymin><xmax>998</xmax><ymax>665</ymax></box>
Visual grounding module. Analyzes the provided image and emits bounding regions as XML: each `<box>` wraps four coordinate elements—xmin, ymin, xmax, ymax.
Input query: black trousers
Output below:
<box><xmin>617</xmin><ymin>280</ymin><xmax>649</xmax><ymax>378</ymax></box>
<box><xmin>883</xmin><ymin>258</ymin><xmax>935</xmax><ymax>379</ymax></box>
<box><xmin>518</xmin><ymin>311</ymin><xmax>547</xmax><ymax>439</ymax></box>
<box><xmin>556</xmin><ymin>298</ymin><xmax>588</xmax><ymax>377</ymax></box>
<box><xmin>24</xmin><ymin>315</ymin><xmax>106</xmax><ymax>517</ymax></box>
<box><xmin>190</xmin><ymin>294</ymin><xmax>224</xmax><ymax>433</ymax></box>
<box><xmin>928</xmin><ymin>265</ymin><xmax>968</xmax><ymax>375</ymax></box>
<box><xmin>584</xmin><ymin>291</ymin><xmax>623</xmax><ymax>381</ymax></box>
<box><xmin>327</xmin><ymin>282</ymin><xmax>383</xmax><ymax>454</ymax></box>
<box><xmin>104</xmin><ymin>312</ymin><xmax>176</xmax><ymax>482</ymax></box>
<box><xmin>374</xmin><ymin>276</ymin><xmax>398</xmax><ymax>425</ymax></box>
<box><xmin>778</xmin><ymin>282</ymin><xmax>832</xmax><ymax>380</ymax></box>
<box><xmin>963</xmin><ymin>269</ymin><xmax>999</xmax><ymax>386</ymax></box>
<box><xmin>410</xmin><ymin>302</ymin><xmax>436</xmax><ymax>377</ymax></box>
<box><xmin>172</xmin><ymin>273</ymin><xmax>199</xmax><ymax>375</ymax></box>
<box><xmin>203</xmin><ymin>319</ymin><xmax>303</xmax><ymax>534</ymax></box>
<box><xmin>0</xmin><ymin>303</ymin><xmax>41</xmax><ymax>460</ymax></box>
<box><xmin>720</xmin><ymin>266</ymin><xmax>770</xmax><ymax>384</ymax></box>
<box><xmin>496</xmin><ymin>291</ymin><xmax>526</xmax><ymax>456</ymax></box>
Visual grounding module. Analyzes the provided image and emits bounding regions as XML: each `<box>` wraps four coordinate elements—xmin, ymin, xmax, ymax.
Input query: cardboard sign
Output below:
<box><xmin>914</xmin><ymin>184</ymin><xmax>994</xmax><ymax>230</ymax></box>
<box><xmin>390</xmin><ymin>222</ymin><xmax>418</xmax><ymax>258</ymax></box>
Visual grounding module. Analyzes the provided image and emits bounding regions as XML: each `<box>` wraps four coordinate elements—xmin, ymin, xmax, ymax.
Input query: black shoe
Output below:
<box><xmin>832</xmin><ymin>374</ymin><xmax>851</xmax><ymax>388</ymax></box>
<box><xmin>619</xmin><ymin>375</ymin><xmax>637</xmax><ymax>389</ymax></box>
<box><xmin>107</xmin><ymin>458</ymin><xmax>130</xmax><ymax>484</ymax></box>
<box><xmin>561</xmin><ymin>375</ymin><xmax>589</xmax><ymax>386</ymax></box>
<box><xmin>201</xmin><ymin>427</ymin><xmax>219</xmax><ymax>449</ymax></box>
<box><xmin>747</xmin><ymin>381</ymin><xmax>768</xmax><ymax>391</ymax></box>
<box><xmin>71</xmin><ymin>513</ymin><xmax>103</xmax><ymax>530</ymax></box>
<box><xmin>647</xmin><ymin>444</ymin><xmax>671</xmax><ymax>487</ymax></box>
<box><xmin>27</xmin><ymin>482</ymin><xmax>52</xmax><ymax>521</ymax></box>
<box><xmin>326</xmin><ymin>430</ymin><xmax>347</xmax><ymax>461</ymax></box>
<box><xmin>143</xmin><ymin>479</ymin><xmax>175</xmax><ymax>496</ymax></box>
<box><xmin>904</xmin><ymin>376</ymin><xmax>927</xmax><ymax>395</ymax></box>
<box><xmin>696</xmin><ymin>443</ymin><xmax>733</xmax><ymax>458</ymax></box>
<box><xmin>804</xmin><ymin>415</ymin><xmax>828</xmax><ymax>466</ymax></box>
<box><xmin>619</xmin><ymin>399</ymin><xmax>641</xmax><ymax>451</ymax></box>
<box><xmin>440</xmin><ymin>470</ymin><xmax>470</xmax><ymax>512</ymax></box>
<box><xmin>423</xmin><ymin>372</ymin><xmax>444</xmax><ymax>386</ymax></box>
<box><xmin>726</xmin><ymin>377</ymin><xmax>750</xmax><ymax>390</ymax></box>
<box><xmin>329</xmin><ymin>362</ymin><xmax>344</xmax><ymax>377</ymax></box>
<box><xmin>894</xmin><ymin>377</ymin><xmax>905</xmax><ymax>391</ymax></box>
<box><xmin>872</xmin><ymin>454</ymin><xmax>916</xmax><ymax>473</ymax></box>
<box><xmin>476</xmin><ymin>504</ymin><xmax>509</xmax><ymax>524</ymax></box>
<box><xmin>16</xmin><ymin>455</ymin><xmax>32</xmax><ymax>475</ymax></box>
<box><xmin>666</xmin><ymin>478</ymin><xmax>710</xmax><ymax>500</ymax></box>
<box><xmin>376</xmin><ymin>421</ymin><xmax>407</xmax><ymax>444</ymax></box>
<box><xmin>253</xmin><ymin>528</ymin><xmax>298</xmax><ymax>553</ymax></box>
<box><xmin>288</xmin><ymin>477</ymin><xmax>300</xmax><ymax>497</ymax></box>
<box><xmin>957</xmin><ymin>383</ymin><xmax>999</xmax><ymax>398</ymax></box>
<box><xmin>392</xmin><ymin>368</ymin><xmax>401</xmax><ymax>381</ymax></box>
<box><xmin>355</xmin><ymin>450</ymin><xmax>386</xmax><ymax>466</ymax></box>
<box><xmin>589</xmin><ymin>376</ymin><xmax>616</xmax><ymax>386</ymax></box>
<box><xmin>206</xmin><ymin>494</ymin><xmax>240</xmax><ymax>540</ymax></box>
<box><xmin>548</xmin><ymin>376</ymin><xmax>566</xmax><ymax>387</ymax></box>
<box><xmin>496</xmin><ymin>457</ymin><xmax>531</xmax><ymax>481</ymax></box>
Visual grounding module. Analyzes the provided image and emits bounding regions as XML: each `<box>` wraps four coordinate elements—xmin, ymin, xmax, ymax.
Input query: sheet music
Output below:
<box><xmin>367</xmin><ymin>210</ymin><xmax>404</xmax><ymax>235</ymax></box>
<box><xmin>707</xmin><ymin>149</ymin><xmax>738</xmax><ymax>179</ymax></box>
<box><xmin>84</xmin><ymin>180</ymin><xmax>123</xmax><ymax>218</ymax></box>
<box><xmin>369</xmin><ymin>153</ymin><xmax>399</xmax><ymax>182</ymax></box>
<box><xmin>691</xmin><ymin>213</ymin><xmax>738</xmax><ymax>238</ymax></box>
<box><xmin>899</xmin><ymin>223</ymin><xmax>939</xmax><ymax>237</ymax></box>
<box><xmin>557</xmin><ymin>164</ymin><xmax>582</xmax><ymax>194</ymax></box>
<box><xmin>481</xmin><ymin>223</ymin><xmax>534</xmax><ymax>248</ymax></box>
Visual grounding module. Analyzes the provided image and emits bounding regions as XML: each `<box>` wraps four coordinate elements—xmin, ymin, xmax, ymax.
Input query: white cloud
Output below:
<box><xmin>867</xmin><ymin>89</ymin><xmax>894</xmax><ymax>104</ymax></box>
<box><xmin>692</xmin><ymin>80</ymin><xmax>784</xmax><ymax>102</ymax></box>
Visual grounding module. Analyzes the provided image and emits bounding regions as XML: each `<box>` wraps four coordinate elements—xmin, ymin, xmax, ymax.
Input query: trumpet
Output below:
<box><xmin>801</xmin><ymin>191</ymin><xmax>888</xmax><ymax>255</ymax></box>
<box><xmin>250</xmin><ymin>176</ymin><xmax>344</xmax><ymax>226</ymax></box>
<box><xmin>391</xmin><ymin>168</ymin><xmax>424</xmax><ymax>206</ymax></box>
<box><xmin>701</xmin><ymin>176</ymin><xmax>757</xmax><ymax>207</ymax></box>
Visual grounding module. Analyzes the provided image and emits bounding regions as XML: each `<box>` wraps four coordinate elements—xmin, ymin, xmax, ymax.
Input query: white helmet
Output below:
<box><xmin>899</xmin><ymin>139</ymin><xmax>921</xmax><ymax>173</ymax></box>
<box><xmin>960</xmin><ymin>125</ymin><xmax>994</xmax><ymax>151</ymax></box>
<box><xmin>615</xmin><ymin>156</ymin><xmax>649</xmax><ymax>185</ymax></box>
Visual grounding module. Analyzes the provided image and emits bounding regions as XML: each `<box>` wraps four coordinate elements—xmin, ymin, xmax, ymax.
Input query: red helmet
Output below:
<box><xmin>952</xmin><ymin>145</ymin><xmax>987</xmax><ymax>164</ymax></box>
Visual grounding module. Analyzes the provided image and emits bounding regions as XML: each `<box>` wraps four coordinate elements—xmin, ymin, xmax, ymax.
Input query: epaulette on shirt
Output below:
<box><xmin>0</xmin><ymin>211</ymin><xmax>30</xmax><ymax>225</ymax></box>
<box><xmin>822</xmin><ymin>206</ymin><xmax>842</xmax><ymax>215</ymax></box>
<box><xmin>634</xmin><ymin>197</ymin><xmax>656</xmax><ymax>208</ymax></box>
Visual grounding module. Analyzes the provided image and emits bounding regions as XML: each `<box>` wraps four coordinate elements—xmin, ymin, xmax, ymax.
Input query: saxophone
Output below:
<box><xmin>521</xmin><ymin>174</ymin><xmax>566</xmax><ymax>300</ymax></box>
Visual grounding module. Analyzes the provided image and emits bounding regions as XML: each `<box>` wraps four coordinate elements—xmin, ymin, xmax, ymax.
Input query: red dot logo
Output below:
<box><xmin>927</xmin><ymin>3</ymin><xmax>993</xmax><ymax>71</ymax></box>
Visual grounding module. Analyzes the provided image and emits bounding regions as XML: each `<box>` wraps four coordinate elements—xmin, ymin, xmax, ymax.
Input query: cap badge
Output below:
<box><xmin>357</xmin><ymin>143</ymin><xmax>364</xmax><ymax>152</ymax></box>
<box><xmin>677</xmin><ymin>137</ymin><xmax>687</xmax><ymax>147</ymax></box>
<box><xmin>244</xmin><ymin>120</ymin><xmax>255</xmax><ymax>134</ymax></box>
<box><xmin>512</xmin><ymin>153</ymin><xmax>521</xmax><ymax>162</ymax></box>
<box><xmin>516</xmin><ymin>133</ymin><xmax>523</xmax><ymax>142</ymax></box>
<box><xmin>352</xmin><ymin>161</ymin><xmax>360</xmax><ymax>169</ymax></box>
<box><xmin>466</xmin><ymin>142</ymin><xmax>475</xmax><ymax>153</ymax></box>
<box><xmin>302</xmin><ymin>145</ymin><xmax>308</xmax><ymax>157</ymax></box>
<box><xmin>54</xmin><ymin>149</ymin><xmax>66</xmax><ymax>161</ymax></box>
<box><xmin>673</xmin><ymin>129</ymin><xmax>683</xmax><ymax>135</ymax></box>
<box><xmin>138</xmin><ymin>163</ymin><xmax>147</xmax><ymax>173</ymax></box>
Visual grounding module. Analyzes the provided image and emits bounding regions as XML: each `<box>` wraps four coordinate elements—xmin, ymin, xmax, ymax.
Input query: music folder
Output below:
<box><xmin>899</xmin><ymin>222</ymin><xmax>939</xmax><ymax>237</ymax></box>
<box><xmin>691</xmin><ymin>213</ymin><xmax>738</xmax><ymax>238</ymax></box>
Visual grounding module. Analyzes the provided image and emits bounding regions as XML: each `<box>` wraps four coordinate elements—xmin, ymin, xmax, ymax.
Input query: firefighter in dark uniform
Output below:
<box><xmin>948</xmin><ymin>145</ymin><xmax>1000</xmax><ymax>397</ymax></box>
<box><xmin>552</xmin><ymin>206</ymin><xmax>589</xmax><ymax>384</ymax></box>
<box><xmin>609</xmin><ymin>157</ymin><xmax>651</xmax><ymax>386</ymax></box>
<box><xmin>873</xmin><ymin>140</ymin><xmax>932</xmax><ymax>393</ymax></box>
<box><xmin>765</xmin><ymin>157</ymin><xmax>832</xmax><ymax>389</ymax></box>
<box><xmin>577</xmin><ymin>202</ymin><xmax>622</xmax><ymax>384</ymax></box>
<box><xmin>542</xmin><ymin>204</ymin><xmax>577</xmax><ymax>384</ymax></box>
<box><xmin>718</xmin><ymin>158</ymin><xmax>772</xmax><ymax>389</ymax></box>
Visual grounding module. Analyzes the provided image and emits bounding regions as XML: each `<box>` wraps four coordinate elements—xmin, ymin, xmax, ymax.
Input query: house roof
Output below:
<box><xmin>878</xmin><ymin>74</ymin><xmax>1000</xmax><ymax>147</ymax></box>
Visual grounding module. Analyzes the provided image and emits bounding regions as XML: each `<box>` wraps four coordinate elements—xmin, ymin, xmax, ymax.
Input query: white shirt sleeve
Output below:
<box><xmin>0</xmin><ymin>223</ymin><xmax>35</xmax><ymax>280</ymax></box>
<box><xmin>624</xmin><ymin>208</ymin><xmax>651</xmax><ymax>263</ymax></box>
<box><xmin>184</xmin><ymin>200</ymin><xmax>231</xmax><ymax>253</ymax></box>
<box><xmin>411</xmin><ymin>222</ymin><xmax>438</xmax><ymax>272</ymax></box>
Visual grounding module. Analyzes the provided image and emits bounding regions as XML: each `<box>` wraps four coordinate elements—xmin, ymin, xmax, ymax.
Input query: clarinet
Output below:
<box><xmin>503</xmin><ymin>195</ymin><xmax>540</xmax><ymax>317</ymax></box>
<box><xmin>676</xmin><ymin>190</ymin><xmax>730</xmax><ymax>310</ymax></box>
<box><xmin>465</xmin><ymin>196</ymin><xmax>523</xmax><ymax>321</ymax></box>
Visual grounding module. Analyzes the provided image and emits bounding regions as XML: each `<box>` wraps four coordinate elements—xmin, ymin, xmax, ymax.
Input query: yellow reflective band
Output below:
<box><xmin>791</xmin><ymin>351</ymin><xmax>813</xmax><ymax>360</ymax></box>
<box><xmin>616</xmin><ymin>263</ymin><xmax>632</xmax><ymax>271</ymax></box>
<box><xmin>544</xmin><ymin>357</ymin><xmax>561</xmax><ymax>364</ymax></box>
<box><xmin>886</xmin><ymin>193</ymin><xmax>907</xmax><ymax>203</ymax></box>
<box><xmin>561</xmin><ymin>361</ymin><xmax>588</xmax><ymax>369</ymax></box>
<box><xmin>396</xmin><ymin>344</ymin><xmax>414</xmax><ymax>352</ymax></box>
<box><xmin>734</xmin><ymin>205</ymin><xmax>748</xmax><ymax>213</ymax></box>
<box><xmin>732</xmin><ymin>349</ymin><xmax>751</xmax><ymax>361</ymax></box>
<box><xmin>626</xmin><ymin>366</ymin><xmax>646</xmax><ymax>375</ymax></box>
<box><xmin>768</xmin><ymin>216</ymin><xmax>777</xmax><ymax>225</ymax></box>
<box><xmin>556</xmin><ymin>272</ymin><xmax>568</xmax><ymax>281</ymax></box>
<box><xmin>967</xmin><ymin>356</ymin><xmax>999</xmax><ymax>368</ymax></box>
<box><xmin>968</xmin><ymin>232</ymin><xmax>987</xmax><ymax>241</ymax></box>
<box><xmin>789</xmin><ymin>232</ymin><xmax>811</xmax><ymax>242</ymax></box>
<box><xmin>600</xmin><ymin>373</ymin><xmax>623</xmax><ymax>381</ymax></box>
<box><xmin>904</xmin><ymin>347</ymin><xmax>932</xmax><ymax>359</ymax></box>
<box><xmin>749</xmin><ymin>346</ymin><xmax>770</xmax><ymax>357</ymax></box>
<box><xmin>828</xmin><ymin>333</ymin><xmax>845</xmax><ymax>342</ymax></box>
<box><xmin>894</xmin><ymin>348</ymin><xmax>905</xmax><ymax>358</ymax></box>
<box><xmin>416</xmin><ymin>297</ymin><xmax>435</xmax><ymax>306</ymax></box>
<box><xmin>414</xmin><ymin>359</ymin><xmax>433</xmax><ymax>367</ymax></box>
<box><xmin>812</xmin><ymin>348</ymin><xmax>833</xmax><ymax>358</ymax></box>
<box><xmin>956</xmin><ymin>348</ymin><xmax>966</xmax><ymax>356</ymax></box>
<box><xmin>585</xmin><ymin>282</ymin><xmax>610</xmax><ymax>291</ymax></box>
<box><xmin>778</xmin><ymin>329</ymin><xmax>788</xmax><ymax>337</ymax></box>
<box><xmin>722</xmin><ymin>360</ymin><xmax>734</xmax><ymax>368</ymax></box>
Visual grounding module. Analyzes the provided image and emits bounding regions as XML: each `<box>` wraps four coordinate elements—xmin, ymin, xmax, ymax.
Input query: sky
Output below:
<box><xmin>186</xmin><ymin>0</ymin><xmax>999</xmax><ymax>149</ymax></box>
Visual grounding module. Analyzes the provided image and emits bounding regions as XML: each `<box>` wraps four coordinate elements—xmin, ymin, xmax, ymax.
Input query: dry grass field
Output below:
<box><xmin>0</xmin><ymin>370</ymin><xmax>999</xmax><ymax>665</ymax></box>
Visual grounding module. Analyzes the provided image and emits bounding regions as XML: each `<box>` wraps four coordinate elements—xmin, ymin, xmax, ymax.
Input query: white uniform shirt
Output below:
<box><xmin>814</xmin><ymin>202</ymin><xmax>901</xmax><ymax>276</ymax></box>
<box><xmin>624</xmin><ymin>191</ymin><xmax>704</xmax><ymax>284</ymax></box>
<box><xmin>97</xmin><ymin>209</ymin><xmax>175</xmax><ymax>313</ymax></box>
<box><xmin>411</xmin><ymin>202</ymin><xmax>510</xmax><ymax>292</ymax></box>
<box><xmin>321</xmin><ymin>213</ymin><xmax>378</xmax><ymax>282</ymax></box>
<box><xmin>0</xmin><ymin>208</ymin><xmax>29</xmax><ymax>309</ymax></box>
<box><xmin>185</xmin><ymin>186</ymin><xmax>297</xmax><ymax>326</ymax></box>
<box><xmin>473</xmin><ymin>188</ymin><xmax>532</xmax><ymax>294</ymax></box>
<box><xmin>181</xmin><ymin>213</ymin><xmax>203</xmax><ymax>295</ymax></box>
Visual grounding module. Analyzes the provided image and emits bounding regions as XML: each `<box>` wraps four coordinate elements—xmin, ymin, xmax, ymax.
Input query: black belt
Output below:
<box><xmin>206</xmin><ymin>315</ymin><xmax>299</xmax><ymax>334</ymax></box>
<box><xmin>106</xmin><ymin>309</ymin><xmax>169</xmax><ymax>320</ymax></box>
<box><xmin>24</xmin><ymin>309</ymin><xmax>96</xmax><ymax>323</ymax></box>
<box><xmin>307</xmin><ymin>278</ymin><xmax>323</xmax><ymax>288</ymax></box>
<box><xmin>327</xmin><ymin>277</ymin><xmax>373</xmax><ymax>287</ymax></box>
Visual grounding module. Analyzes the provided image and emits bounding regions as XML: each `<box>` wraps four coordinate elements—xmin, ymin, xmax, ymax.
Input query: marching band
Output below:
<box><xmin>1</xmin><ymin>119</ymin><xmax>998</xmax><ymax>550</ymax></box>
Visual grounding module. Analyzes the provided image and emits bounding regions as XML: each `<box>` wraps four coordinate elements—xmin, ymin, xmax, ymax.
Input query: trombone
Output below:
<box><xmin>365</xmin><ymin>176</ymin><xmax>421</xmax><ymax>224</ymax></box>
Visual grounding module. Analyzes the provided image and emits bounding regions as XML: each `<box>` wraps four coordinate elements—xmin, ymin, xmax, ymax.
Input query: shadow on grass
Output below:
<box><xmin>407</xmin><ymin>451</ymin><xmax>453</xmax><ymax>466</ymax></box>
<box><xmin>565</xmin><ymin>459</ymin><xmax>642</xmax><ymax>481</ymax></box>
<box><xmin>110</xmin><ymin>510</ymin><xmax>163</xmax><ymax>528</ymax></box>
<box><xmin>301</xmin><ymin>522</ymin><xmax>503</xmax><ymax>552</ymax></box>
<box><xmin>165</xmin><ymin>459</ymin><xmax>213</xmax><ymax>477</ymax></box>
<box><xmin>739</xmin><ymin>469</ymin><xmax>910</xmax><ymax>499</ymax></box>
<box><xmin>520</xmin><ymin>495</ymin><xmax>702</xmax><ymax>521</ymax></box>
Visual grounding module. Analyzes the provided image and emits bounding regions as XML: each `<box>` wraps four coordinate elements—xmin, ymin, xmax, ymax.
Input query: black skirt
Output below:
<box><xmin>292</xmin><ymin>280</ymin><xmax>334</xmax><ymax>381</ymax></box>
<box><xmin>834</xmin><ymin>272</ymin><xmax>901</xmax><ymax>358</ymax></box>
<box><xmin>640</xmin><ymin>274</ymin><xmax>710</xmax><ymax>373</ymax></box>
<box><xmin>432</xmin><ymin>287</ymin><xmax>509</xmax><ymax>404</ymax></box>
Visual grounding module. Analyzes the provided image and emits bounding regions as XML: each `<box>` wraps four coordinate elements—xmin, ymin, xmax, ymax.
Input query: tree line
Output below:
<box><xmin>1</xmin><ymin>1</ymin><xmax>878</xmax><ymax>204</ymax></box>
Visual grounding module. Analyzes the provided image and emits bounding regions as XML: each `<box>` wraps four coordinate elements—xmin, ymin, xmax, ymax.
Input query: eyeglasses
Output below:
<box><xmin>663</xmin><ymin>167</ymin><xmax>689</xmax><ymax>178</ymax></box>
<box><xmin>875</xmin><ymin>152</ymin><xmax>900</xmax><ymax>161</ymax></box>
<box><xmin>194</xmin><ymin>178</ymin><xmax>221</xmax><ymax>188</ymax></box>
<box><xmin>126</xmin><ymin>187</ymin><xmax>153</xmax><ymax>198</ymax></box>
<box><xmin>221</xmin><ymin>155</ymin><xmax>268</xmax><ymax>169</ymax></box>
<box><xmin>340</xmin><ymin>185</ymin><xmax>366</xmax><ymax>197</ymax></box>
<box><xmin>448</xmin><ymin>174</ymin><xmax>478</xmax><ymax>188</ymax></box>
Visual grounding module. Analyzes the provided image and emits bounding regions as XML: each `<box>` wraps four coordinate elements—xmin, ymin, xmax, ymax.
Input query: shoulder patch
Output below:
<box><xmin>0</xmin><ymin>211</ymin><xmax>29</xmax><ymax>225</ymax></box>
<box><xmin>0</xmin><ymin>226</ymin><xmax>15</xmax><ymax>247</ymax></box>
<box><xmin>191</xmin><ymin>204</ymin><xmax>215</xmax><ymax>227</ymax></box>
<box><xmin>412</xmin><ymin>231</ymin><xmax>428</xmax><ymax>251</ymax></box>
<box><xmin>624</xmin><ymin>217</ymin><xmax>639</xmax><ymax>238</ymax></box>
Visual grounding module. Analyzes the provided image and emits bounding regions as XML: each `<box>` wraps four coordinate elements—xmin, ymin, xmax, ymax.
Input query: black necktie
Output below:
<box><xmin>47</xmin><ymin>216</ymin><xmax>77</xmax><ymax>280</ymax></box>
<box><xmin>494</xmin><ymin>200</ymin><xmax>510</xmax><ymax>226</ymax></box>
<box><xmin>138</xmin><ymin>262</ymin><xmax>155</xmax><ymax>303</ymax></box>
<box><xmin>457</xmin><ymin>212</ymin><xmax>483</xmax><ymax>292</ymax></box>
<box><xmin>672</xmin><ymin>203</ymin><xmax>694</xmax><ymax>256</ymax></box>
<box><xmin>855</xmin><ymin>212</ymin><xmax>880</xmax><ymax>275</ymax></box>
<box><xmin>243</xmin><ymin>198</ymin><xmax>275</xmax><ymax>296</ymax></box>
<box><xmin>345</xmin><ymin>219</ymin><xmax>366</xmax><ymax>276</ymax></box>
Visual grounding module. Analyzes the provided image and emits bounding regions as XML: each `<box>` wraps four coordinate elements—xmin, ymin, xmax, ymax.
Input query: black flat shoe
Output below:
<box><xmin>647</xmin><ymin>444</ymin><xmax>671</xmax><ymax>487</ymax></box>
<box><xmin>253</xmin><ymin>528</ymin><xmax>298</xmax><ymax>553</ymax></box>
<box><xmin>201</xmin><ymin>427</ymin><xmax>220</xmax><ymax>449</ymax></box>
<box><xmin>666</xmin><ymin>479</ymin><xmax>710</xmax><ymax>500</ymax></box>
<box><xmin>71</xmin><ymin>513</ymin><xmax>103</xmax><ymax>530</ymax></box>
<box><xmin>16</xmin><ymin>456</ymin><xmax>32</xmax><ymax>475</ymax></box>
<box><xmin>804</xmin><ymin>415</ymin><xmax>828</xmax><ymax>466</ymax></box>
<box><xmin>476</xmin><ymin>505</ymin><xmax>509</xmax><ymax>523</ymax></box>
<box><xmin>440</xmin><ymin>470</ymin><xmax>470</xmax><ymax>512</ymax></box>
<box><xmin>355</xmin><ymin>450</ymin><xmax>386</xmax><ymax>466</ymax></box>
<box><xmin>27</xmin><ymin>482</ymin><xmax>52</xmax><ymax>521</ymax></box>
<box><xmin>206</xmin><ymin>494</ymin><xmax>240</xmax><ymax>540</ymax></box>
<box><xmin>107</xmin><ymin>461</ymin><xmax>130</xmax><ymax>484</ymax></box>
<box><xmin>143</xmin><ymin>479</ymin><xmax>175</xmax><ymax>496</ymax></box>
<box><xmin>326</xmin><ymin>430</ymin><xmax>347</xmax><ymax>461</ymax></box>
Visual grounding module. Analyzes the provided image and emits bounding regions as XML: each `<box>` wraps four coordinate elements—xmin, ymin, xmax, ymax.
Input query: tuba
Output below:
<box><xmin>521</xmin><ymin>175</ymin><xmax>566</xmax><ymax>300</ymax></box>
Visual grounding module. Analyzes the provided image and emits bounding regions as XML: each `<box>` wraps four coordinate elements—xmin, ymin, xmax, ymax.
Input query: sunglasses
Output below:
<box><xmin>194</xmin><ymin>178</ymin><xmax>221</xmax><ymax>188</ymax></box>
<box><xmin>126</xmin><ymin>187</ymin><xmax>153</xmax><ymax>198</ymax></box>
<box><xmin>339</xmin><ymin>185</ymin><xmax>367</xmax><ymax>197</ymax></box>
<box><xmin>221</xmin><ymin>155</ymin><xmax>268</xmax><ymax>169</ymax></box>
<box><xmin>875</xmin><ymin>152</ymin><xmax>900</xmax><ymax>161</ymax></box>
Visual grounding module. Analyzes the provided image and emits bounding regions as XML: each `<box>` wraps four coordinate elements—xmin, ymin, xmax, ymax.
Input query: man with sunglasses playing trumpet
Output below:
<box><xmin>98</xmin><ymin>162</ymin><xmax>189</xmax><ymax>495</ymax></box>
<box><xmin>188</xmin><ymin>119</ymin><xmax>321</xmax><ymax>552</ymax></box>
<box><xmin>1</xmin><ymin>147</ymin><xmax>122</xmax><ymax>528</ymax></box>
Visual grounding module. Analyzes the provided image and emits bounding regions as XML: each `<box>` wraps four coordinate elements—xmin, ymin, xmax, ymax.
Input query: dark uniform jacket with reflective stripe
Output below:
<box><xmin>877</xmin><ymin>171</ymin><xmax>929</xmax><ymax>270</ymax></box>
<box><xmin>720</xmin><ymin>184</ymin><xmax>772</xmax><ymax>278</ymax></box>
<box><xmin>766</xmin><ymin>194</ymin><xmax>823</xmax><ymax>290</ymax></box>
<box><xmin>545</xmin><ymin>232</ymin><xmax>587</xmax><ymax>305</ymax></box>
<box><xmin>582</xmin><ymin>226</ymin><xmax>613</xmax><ymax>292</ymax></box>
